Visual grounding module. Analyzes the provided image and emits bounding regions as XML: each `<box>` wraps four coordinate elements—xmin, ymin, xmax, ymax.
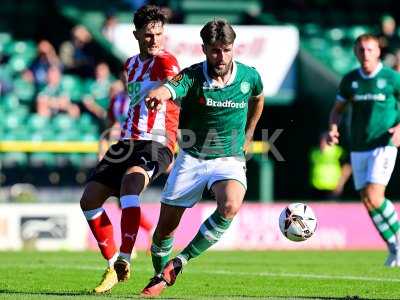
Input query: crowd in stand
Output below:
<box><xmin>0</xmin><ymin>24</ymin><xmax>129</xmax><ymax>138</ymax></box>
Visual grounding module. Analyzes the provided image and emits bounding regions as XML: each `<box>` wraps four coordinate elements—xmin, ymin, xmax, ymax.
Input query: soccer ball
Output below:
<box><xmin>279</xmin><ymin>203</ymin><xmax>317</xmax><ymax>242</ymax></box>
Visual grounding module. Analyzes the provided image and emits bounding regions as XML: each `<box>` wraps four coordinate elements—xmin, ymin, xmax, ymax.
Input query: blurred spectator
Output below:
<box><xmin>83</xmin><ymin>62</ymin><xmax>113</xmax><ymax>123</ymax></box>
<box><xmin>24</xmin><ymin>40</ymin><xmax>61</xmax><ymax>89</ymax></box>
<box><xmin>36</xmin><ymin>66</ymin><xmax>80</xmax><ymax>118</ymax></box>
<box><xmin>59</xmin><ymin>25</ymin><xmax>96</xmax><ymax>77</ymax></box>
<box><xmin>309</xmin><ymin>133</ymin><xmax>352</xmax><ymax>200</ymax></box>
<box><xmin>102</xmin><ymin>10</ymin><xmax>119</xmax><ymax>43</ymax></box>
<box><xmin>394</xmin><ymin>49</ymin><xmax>400</xmax><ymax>72</ymax></box>
<box><xmin>98</xmin><ymin>77</ymin><xmax>129</xmax><ymax>160</ymax></box>
<box><xmin>123</xmin><ymin>0</ymin><xmax>148</xmax><ymax>11</ymax></box>
<box><xmin>377</xmin><ymin>15</ymin><xmax>400</xmax><ymax>68</ymax></box>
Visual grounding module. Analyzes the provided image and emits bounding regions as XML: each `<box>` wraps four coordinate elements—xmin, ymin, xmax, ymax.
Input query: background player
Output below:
<box><xmin>140</xmin><ymin>19</ymin><xmax>264</xmax><ymax>296</ymax></box>
<box><xmin>79</xmin><ymin>5</ymin><xmax>180</xmax><ymax>293</ymax></box>
<box><xmin>327</xmin><ymin>33</ymin><xmax>400</xmax><ymax>267</ymax></box>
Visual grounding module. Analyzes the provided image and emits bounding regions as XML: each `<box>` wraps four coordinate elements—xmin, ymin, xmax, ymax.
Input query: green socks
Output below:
<box><xmin>179</xmin><ymin>210</ymin><xmax>232</xmax><ymax>262</ymax></box>
<box><xmin>151</xmin><ymin>236</ymin><xmax>174</xmax><ymax>274</ymax></box>
<box><xmin>369</xmin><ymin>198</ymin><xmax>400</xmax><ymax>249</ymax></box>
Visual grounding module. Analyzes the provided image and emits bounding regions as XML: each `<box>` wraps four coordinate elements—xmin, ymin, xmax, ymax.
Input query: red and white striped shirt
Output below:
<box><xmin>121</xmin><ymin>51</ymin><xmax>180</xmax><ymax>153</ymax></box>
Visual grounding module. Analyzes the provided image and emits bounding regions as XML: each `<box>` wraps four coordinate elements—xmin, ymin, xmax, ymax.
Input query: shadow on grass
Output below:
<box><xmin>0</xmin><ymin>291</ymin><xmax>386</xmax><ymax>300</ymax></box>
<box><xmin>0</xmin><ymin>289</ymin><xmax>183</xmax><ymax>299</ymax></box>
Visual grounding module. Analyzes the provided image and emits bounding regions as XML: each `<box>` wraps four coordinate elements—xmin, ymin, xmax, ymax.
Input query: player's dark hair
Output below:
<box><xmin>354</xmin><ymin>33</ymin><xmax>379</xmax><ymax>46</ymax></box>
<box><xmin>200</xmin><ymin>19</ymin><xmax>236</xmax><ymax>45</ymax></box>
<box><xmin>133</xmin><ymin>5</ymin><xmax>167</xmax><ymax>30</ymax></box>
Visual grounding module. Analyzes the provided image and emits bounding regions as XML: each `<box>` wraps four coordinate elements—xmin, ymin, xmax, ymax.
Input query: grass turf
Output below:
<box><xmin>0</xmin><ymin>250</ymin><xmax>399</xmax><ymax>299</ymax></box>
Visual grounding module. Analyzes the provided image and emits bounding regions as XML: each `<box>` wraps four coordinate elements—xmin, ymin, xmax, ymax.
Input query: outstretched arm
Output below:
<box><xmin>327</xmin><ymin>101</ymin><xmax>347</xmax><ymax>146</ymax></box>
<box><xmin>145</xmin><ymin>85</ymin><xmax>173</xmax><ymax>110</ymax></box>
<box><xmin>245</xmin><ymin>94</ymin><xmax>264</xmax><ymax>152</ymax></box>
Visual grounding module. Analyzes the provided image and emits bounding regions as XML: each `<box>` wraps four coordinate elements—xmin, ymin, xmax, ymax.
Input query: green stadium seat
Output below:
<box><xmin>52</xmin><ymin>114</ymin><xmax>75</xmax><ymax>132</ymax></box>
<box><xmin>301</xmin><ymin>23</ymin><xmax>322</xmax><ymax>38</ymax></box>
<box><xmin>78</xmin><ymin>113</ymin><xmax>98</xmax><ymax>134</ymax></box>
<box><xmin>29</xmin><ymin>152</ymin><xmax>56</xmax><ymax>168</ymax></box>
<box><xmin>61</xmin><ymin>75</ymin><xmax>83</xmax><ymax>102</ymax></box>
<box><xmin>1</xmin><ymin>93</ymin><xmax>19</xmax><ymax>111</ymax></box>
<box><xmin>80</xmin><ymin>132</ymin><xmax>98</xmax><ymax>141</ymax></box>
<box><xmin>4</xmin><ymin>114</ymin><xmax>21</xmax><ymax>130</ymax></box>
<box><xmin>0</xmin><ymin>32</ymin><xmax>12</xmax><ymax>47</ymax></box>
<box><xmin>54</xmin><ymin>153</ymin><xmax>70</xmax><ymax>167</ymax></box>
<box><xmin>7</xmin><ymin>55</ymin><xmax>30</xmax><ymax>73</ymax></box>
<box><xmin>68</xmin><ymin>153</ymin><xmax>82</xmax><ymax>168</ymax></box>
<box><xmin>325</xmin><ymin>28</ymin><xmax>346</xmax><ymax>42</ymax></box>
<box><xmin>184</xmin><ymin>13</ymin><xmax>243</xmax><ymax>25</ymax></box>
<box><xmin>27</xmin><ymin>114</ymin><xmax>50</xmax><ymax>132</ymax></box>
<box><xmin>80</xmin><ymin>153</ymin><xmax>98</xmax><ymax>168</ymax></box>
<box><xmin>1</xmin><ymin>152</ymin><xmax>28</xmax><ymax>167</ymax></box>
<box><xmin>69</xmin><ymin>153</ymin><xmax>98</xmax><ymax>168</ymax></box>
<box><xmin>180</xmin><ymin>0</ymin><xmax>261</xmax><ymax>14</ymax></box>
<box><xmin>13</xmin><ymin>78</ymin><xmax>35</xmax><ymax>103</ymax></box>
<box><xmin>346</xmin><ymin>26</ymin><xmax>370</xmax><ymax>40</ymax></box>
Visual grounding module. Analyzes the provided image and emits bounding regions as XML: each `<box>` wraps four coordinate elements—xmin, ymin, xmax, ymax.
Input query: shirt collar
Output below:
<box><xmin>358</xmin><ymin>62</ymin><xmax>383</xmax><ymax>79</ymax></box>
<box><xmin>202</xmin><ymin>60</ymin><xmax>237</xmax><ymax>88</ymax></box>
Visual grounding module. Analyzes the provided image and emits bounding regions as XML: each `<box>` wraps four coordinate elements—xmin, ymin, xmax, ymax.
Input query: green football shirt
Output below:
<box><xmin>337</xmin><ymin>63</ymin><xmax>400</xmax><ymax>151</ymax></box>
<box><xmin>164</xmin><ymin>61</ymin><xmax>263</xmax><ymax>159</ymax></box>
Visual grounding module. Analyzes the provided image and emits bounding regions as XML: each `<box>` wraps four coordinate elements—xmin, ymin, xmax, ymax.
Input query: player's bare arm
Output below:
<box><xmin>327</xmin><ymin>101</ymin><xmax>347</xmax><ymax>146</ymax></box>
<box><xmin>388</xmin><ymin>123</ymin><xmax>400</xmax><ymax>147</ymax></box>
<box><xmin>145</xmin><ymin>85</ymin><xmax>172</xmax><ymax>110</ymax></box>
<box><xmin>245</xmin><ymin>93</ymin><xmax>264</xmax><ymax>152</ymax></box>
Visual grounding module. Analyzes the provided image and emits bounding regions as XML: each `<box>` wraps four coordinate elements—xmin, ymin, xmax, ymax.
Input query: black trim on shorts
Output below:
<box><xmin>87</xmin><ymin>140</ymin><xmax>173</xmax><ymax>192</ymax></box>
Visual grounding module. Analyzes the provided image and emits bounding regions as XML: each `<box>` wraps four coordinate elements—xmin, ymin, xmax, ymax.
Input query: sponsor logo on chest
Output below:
<box><xmin>205</xmin><ymin>98</ymin><xmax>246</xmax><ymax>108</ymax></box>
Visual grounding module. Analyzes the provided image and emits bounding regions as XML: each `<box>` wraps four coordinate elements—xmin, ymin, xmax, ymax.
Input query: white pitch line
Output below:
<box><xmin>208</xmin><ymin>270</ymin><xmax>400</xmax><ymax>283</ymax></box>
<box><xmin>1</xmin><ymin>263</ymin><xmax>399</xmax><ymax>283</ymax></box>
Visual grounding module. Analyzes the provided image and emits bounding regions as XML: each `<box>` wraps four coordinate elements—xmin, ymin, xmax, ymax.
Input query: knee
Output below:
<box><xmin>80</xmin><ymin>194</ymin><xmax>89</xmax><ymax>211</ymax></box>
<box><xmin>121</xmin><ymin>170</ymin><xmax>147</xmax><ymax>195</ymax></box>
<box><xmin>219</xmin><ymin>199</ymin><xmax>242</xmax><ymax>219</ymax></box>
<box><xmin>362</xmin><ymin>186</ymin><xmax>384</xmax><ymax>209</ymax></box>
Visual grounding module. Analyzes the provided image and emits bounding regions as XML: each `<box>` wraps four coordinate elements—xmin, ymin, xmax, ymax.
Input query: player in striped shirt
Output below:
<box><xmin>79</xmin><ymin>5</ymin><xmax>180</xmax><ymax>294</ymax></box>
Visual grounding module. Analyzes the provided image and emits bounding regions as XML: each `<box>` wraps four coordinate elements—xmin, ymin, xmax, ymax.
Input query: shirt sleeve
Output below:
<box><xmin>251</xmin><ymin>67</ymin><xmax>264</xmax><ymax>96</ymax></box>
<box><xmin>164</xmin><ymin>67</ymin><xmax>194</xmax><ymax>102</ymax></box>
<box><xmin>156</xmin><ymin>54</ymin><xmax>180</xmax><ymax>79</ymax></box>
<box><xmin>336</xmin><ymin>75</ymin><xmax>351</xmax><ymax>102</ymax></box>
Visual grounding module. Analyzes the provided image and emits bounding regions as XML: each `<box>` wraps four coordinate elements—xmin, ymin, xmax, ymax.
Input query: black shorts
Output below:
<box><xmin>88</xmin><ymin>140</ymin><xmax>173</xmax><ymax>192</ymax></box>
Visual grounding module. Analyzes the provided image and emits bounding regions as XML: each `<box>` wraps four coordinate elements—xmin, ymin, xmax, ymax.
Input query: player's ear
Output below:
<box><xmin>201</xmin><ymin>44</ymin><xmax>206</xmax><ymax>55</ymax></box>
<box><xmin>133</xmin><ymin>30</ymin><xmax>139</xmax><ymax>41</ymax></box>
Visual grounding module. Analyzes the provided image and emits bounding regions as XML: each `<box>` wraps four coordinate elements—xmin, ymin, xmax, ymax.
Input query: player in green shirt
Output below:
<box><xmin>140</xmin><ymin>19</ymin><xmax>264</xmax><ymax>296</ymax></box>
<box><xmin>327</xmin><ymin>34</ymin><xmax>400</xmax><ymax>267</ymax></box>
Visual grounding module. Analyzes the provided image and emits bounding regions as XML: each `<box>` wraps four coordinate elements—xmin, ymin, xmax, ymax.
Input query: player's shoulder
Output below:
<box><xmin>154</xmin><ymin>50</ymin><xmax>178</xmax><ymax>64</ymax></box>
<box><xmin>124</xmin><ymin>55</ymin><xmax>138</xmax><ymax>71</ymax></box>
<box><xmin>236</xmin><ymin>61</ymin><xmax>260</xmax><ymax>75</ymax></box>
<box><xmin>380</xmin><ymin>65</ymin><xmax>400</xmax><ymax>79</ymax></box>
<box><xmin>181</xmin><ymin>62</ymin><xmax>203</xmax><ymax>74</ymax></box>
<box><xmin>341</xmin><ymin>68</ymin><xmax>359</xmax><ymax>82</ymax></box>
<box><xmin>235</xmin><ymin>61</ymin><xmax>261</xmax><ymax>81</ymax></box>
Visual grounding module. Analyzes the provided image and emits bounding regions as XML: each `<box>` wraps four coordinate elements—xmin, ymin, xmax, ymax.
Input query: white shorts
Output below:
<box><xmin>161</xmin><ymin>150</ymin><xmax>247</xmax><ymax>208</ymax></box>
<box><xmin>351</xmin><ymin>146</ymin><xmax>397</xmax><ymax>190</ymax></box>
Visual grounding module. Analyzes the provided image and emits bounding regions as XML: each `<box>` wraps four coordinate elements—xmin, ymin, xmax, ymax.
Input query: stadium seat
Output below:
<box><xmin>27</xmin><ymin>114</ymin><xmax>50</xmax><ymax>132</ymax></box>
<box><xmin>61</xmin><ymin>75</ymin><xmax>83</xmax><ymax>102</ymax></box>
<box><xmin>13</xmin><ymin>78</ymin><xmax>35</xmax><ymax>103</ymax></box>
<box><xmin>1</xmin><ymin>93</ymin><xmax>20</xmax><ymax>111</ymax></box>
<box><xmin>184</xmin><ymin>13</ymin><xmax>243</xmax><ymax>25</ymax></box>
<box><xmin>52</xmin><ymin>114</ymin><xmax>75</xmax><ymax>132</ymax></box>
<box><xmin>29</xmin><ymin>152</ymin><xmax>56</xmax><ymax>168</ymax></box>
<box><xmin>1</xmin><ymin>152</ymin><xmax>28</xmax><ymax>167</ymax></box>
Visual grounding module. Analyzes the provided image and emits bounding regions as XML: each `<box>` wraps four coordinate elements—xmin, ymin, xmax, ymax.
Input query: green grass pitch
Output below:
<box><xmin>0</xmin><ymin>250</ymin><xmax>399</xmax><ymax>299</ymax></box>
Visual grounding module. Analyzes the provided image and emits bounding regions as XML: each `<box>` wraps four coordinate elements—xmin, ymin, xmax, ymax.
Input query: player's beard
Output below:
<box><xmin>208</xmin><ymin>60</ymin><xmax>233</xmax><ymax>77</ymax></box>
